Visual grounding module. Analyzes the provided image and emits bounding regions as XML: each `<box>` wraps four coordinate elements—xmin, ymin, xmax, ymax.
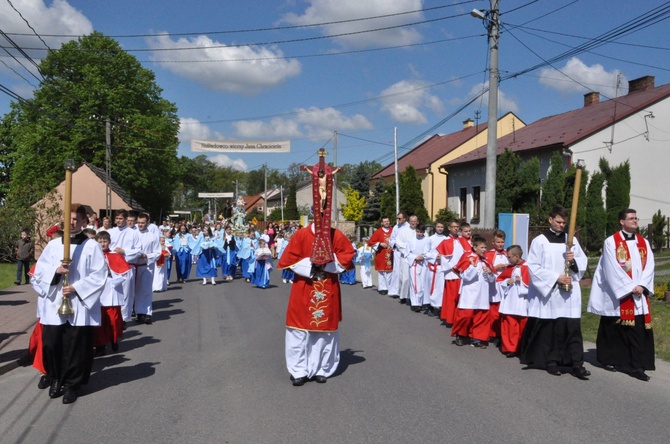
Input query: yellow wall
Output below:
<box><xmin>426</xmin><ymin>113</ymin><xmax>524</xmax><ymax>219</ymax></box>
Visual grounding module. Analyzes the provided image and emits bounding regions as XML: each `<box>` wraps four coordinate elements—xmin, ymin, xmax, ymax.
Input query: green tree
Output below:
<box><xmin>399</xmin><ymin>165</ymin><xmax>429</xmax><ymax>223</ymax></box>
<box><xmin>601</xmin><ymin>158</ymin><xmax>631</xmax><ymax>234</ymax></box>
<box><xmin>363</xmin><ymin>181</ymin><xmax>385</xmax><ymax>223</ymax></box>
<box><xmin>585</xmin><ymin>171</ymin><xmax>607</xmax><ymax>253</ymax></box>
<box><xmin>517</xmin><ymin>157</ymin><xmax>542</xmax><ymax>224</ymax></box>
<box><xmin>3</xmin><ymin>32</ymin><xmax>179</xmax><ymax>216</ymax></box>
<box><xmin>650</xmin><ymin>210</ymin><xmax>667</xmax><ymax>251</ymax></box>
<box><xmin>496</xmin><ymin>149</ymin><xmax>523</xmax><ymax>214</ymax></box>
<box><xmin>380</xmin><ymin>182</ymin><xmax>396</xmax><ymax>222</ymax></box>
<box><xmin>284</xmin><ymin>182</ymin><xmax>300</xmax><ymax>220</ymax></box>
<box><xmin>341</xmin><ymin>185</ymin><xmax>366</xmax><ymax>221</ymax></box>
<box><xmin>540</xmin><ymin>151</ymin><xmax>566</xmax><ymax>216</ymax></box>
<box><xmin>433</xmin><ymin>207</ymin><xmax>459</xmax><ymax>224</ymax></box>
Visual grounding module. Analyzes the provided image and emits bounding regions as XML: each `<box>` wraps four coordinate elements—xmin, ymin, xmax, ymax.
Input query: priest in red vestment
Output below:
<box><xmin>279</xmin><ymin>222</ymin><xmax>355</xmax><ymax>386</ymax></box>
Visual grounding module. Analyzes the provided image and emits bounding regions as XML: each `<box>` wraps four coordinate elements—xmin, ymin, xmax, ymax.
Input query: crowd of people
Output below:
<box><xmin>27</xmin><ymin>207</ymin><xmax>307</xmax><ymax>403</ymax></box>
<box><xmin>365</xmin><ymin>206</ymin><xmax>656</xmax><ymax>382</ymax></box>
<box><xmin>23</xmin><ymin>201</ymin><xmax>656</xmax><ymax>403</ymax></box>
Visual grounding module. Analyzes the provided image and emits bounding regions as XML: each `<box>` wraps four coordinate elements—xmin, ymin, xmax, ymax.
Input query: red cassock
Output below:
<box><xmin>278</xmin><ymin>226</ymin><xmax>355</xmax><ymax>332</ymax></box>
<box><xmin>368</xmin><ymin>227</ymin><xmax>394</xmax><ymax>271</ymax></box>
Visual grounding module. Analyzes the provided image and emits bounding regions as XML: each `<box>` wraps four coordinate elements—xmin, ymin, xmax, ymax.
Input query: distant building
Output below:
<box><xmin>443</xmin><ymin>75</ymin><xmax>670</xmax><ymax>226</ymax></box>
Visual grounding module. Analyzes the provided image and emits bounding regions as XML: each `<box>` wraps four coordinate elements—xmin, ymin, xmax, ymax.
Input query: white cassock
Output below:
<box><xmin>108</xmin><ymin>225</ymin><xmax>142</xmax><ymax>320</ymax></box>
<box><xmin>136</xmin><ymin>228</ymin><xmax>161</xmax><ymax>316</ymax></box>
<box><xmin>390</xmin><ymin>223</ymin><xmax>415</xmax><ymax>299</ymax></box>
<box><xmin>527</xmin><ymin>235</ymin><xmax>586</xmax><ymax>319</ymax></box>
<box><xmin>587</xmin><ymin>234</ymin><xmax>654</xmax><ymax>317</ymax></box>
<box><xmin>423</xmin><ymin>233</ymin><xmax>447</xmax><ymax>308</ymax></box>
<box><xmin>499</xmin><ymin>265</ymin><xmax>530</xmax><ymax>317</ymax></box>
<box><xmin>405</xmin><ymin>235</ymin><xmax>429</xmax><ymax>307</ymax></box>
<box><xmin>32</xmin><ymin>237</ymin><xmax>107</xmax><ymax>326</ymax></box>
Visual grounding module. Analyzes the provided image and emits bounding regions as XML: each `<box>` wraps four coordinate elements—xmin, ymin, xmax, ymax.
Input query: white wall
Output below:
<box><xmin>571</xmin><ymin>97</ymin><xmax>670</xmax><ymax>226</ymax></box>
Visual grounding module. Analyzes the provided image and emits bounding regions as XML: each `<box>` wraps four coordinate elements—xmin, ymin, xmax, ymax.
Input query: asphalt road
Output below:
<box><xmin>1</xmin><ymin>271</ymin><xmax>669</xmax><ymax>444</ymax></box>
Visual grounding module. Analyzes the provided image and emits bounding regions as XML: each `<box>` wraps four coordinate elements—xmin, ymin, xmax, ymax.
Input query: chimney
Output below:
<box><xmin>628</xmin><ymin>75</ymin><xmax>655</xmax><ymax>94</ymax></box>
<box><xmin>462</xmin><ymin>118</ymin><xmax>474</xmax><ymax>129</ymax></box>
<box><xmin>584</xmin><ymin>92</ymin><xmax>600</xmax><ymax>107</ymax></box>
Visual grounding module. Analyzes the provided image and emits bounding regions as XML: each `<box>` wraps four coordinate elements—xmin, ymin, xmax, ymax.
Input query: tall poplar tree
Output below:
<box><xmin>540</xmin><ymin>151</ymin><xmax>566</xmax><ymax>215</ymax></box>
<box><xmin>585</xmin><ymin>171</ymin><xmax>607</xmax><ymax>252</ymax></box>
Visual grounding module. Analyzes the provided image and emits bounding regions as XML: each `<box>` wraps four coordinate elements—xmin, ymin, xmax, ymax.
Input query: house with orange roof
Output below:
<box><xmin>443</xmin><ymin>75</ymin><xmax>670</xmax><ymax>226</ymax></box>
<box><xmin>371</xmin><ymin>112</ymin><xmax>525</xmax><ymax>220</ymax></box>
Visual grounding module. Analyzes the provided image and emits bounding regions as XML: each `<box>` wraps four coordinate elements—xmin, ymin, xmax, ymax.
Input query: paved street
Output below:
<box><xmin>1</xmin><ymin>271</ymin><xmax>670</xmax><ymax>444</ymax></box>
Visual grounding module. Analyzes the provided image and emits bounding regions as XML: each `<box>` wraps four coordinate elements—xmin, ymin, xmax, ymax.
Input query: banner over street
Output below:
<box><xmin>191</xmin><ymin>139</ymin><xmax>290</xmax><ymax>153</ymax></box>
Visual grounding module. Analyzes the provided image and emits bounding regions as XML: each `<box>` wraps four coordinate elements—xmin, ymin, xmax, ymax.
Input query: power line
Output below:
<box><xmin>5</xmin><ymin>0</ymin><xmax>52</xmax><ymax>50</ymax></box>
<box><xmin>8</xmin><ymin>12</ymin><xmax>473</xmax><ymax>53</ymax></box>
<box><xmin>3</xmin><ymin>1</ymin><xmax>478</xmax><ymax>39</ymax></box>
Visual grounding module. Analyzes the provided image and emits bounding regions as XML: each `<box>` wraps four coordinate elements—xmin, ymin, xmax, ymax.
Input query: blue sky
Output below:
<box><xmin>1</xmin><ymin>0</ymin><xmax>669</xmax><ymax>175</ymax></box>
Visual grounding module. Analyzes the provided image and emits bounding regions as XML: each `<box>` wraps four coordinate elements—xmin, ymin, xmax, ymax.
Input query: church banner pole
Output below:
<box><xmin>562</xmin><ymin>159</ymin><xmax>585</xmax><ymax>292</ymax></box>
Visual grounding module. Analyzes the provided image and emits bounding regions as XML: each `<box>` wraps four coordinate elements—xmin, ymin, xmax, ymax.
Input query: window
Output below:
<box><xmin>459</xmin><ymin>187</ymin><xmax>467</xmax><ymax>220</ymax></box>
<box><xmin>472</xmin><ymin>186</ymin><xmax>481</xmax><ymax>221</ymax></box>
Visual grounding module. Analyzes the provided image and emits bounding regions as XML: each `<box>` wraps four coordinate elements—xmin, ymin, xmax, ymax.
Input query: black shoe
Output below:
<box><xmin>379</xmin><ymin>290</ymin><xmax>388</xmax><ymax>295</ymax></box>
<box><xmin>144</xmin><ymin>316</ymin><xmax>153</xmax><ymax>325</ymax></box>
<box><xmin>62</xmin><ymin>387</ymin><xmax>78</xmax><ymax>404</ymax></box>
<box><xmin>505</xmin><ymin>352</ymin><xmax>517</xmax><ymax>358</ymax></box>
<box><xmin>453</xmin><ymin>335</ymin><xmax>464</xmax><ymax>346</ymax></box>
<box><xmin>572</xmin><ymin>366</ymin><xmax>591</xmax><ymax>380</ymax></box>
<box><xmin>411</xmin><ymin>306</ymin><xmax>422</xmax><ymax>312</ymax></box>
<box><xmin>603</xmin><ymin>364</ymin><xmax>616</xmax><ymax>372</ymax></box>
<box><xmin>37</xmin><ymin>374</ymin><xmax>52</xmax><ymax>390</ymax></box>
<box><xmin>546</xmin><ymin>363</ymin><xmax>561</xmax><ymax>376</ymax></box>
<box><xmin>49</xmin><ymin>380</ymin><xmax>64</xmax><ymax>398</ymax></box>
<box><xmin>314</xmin><ymin>375</ymin><xmax>327</xmax><ymax>383</ymax></box>
<box><xmin>136</xmin><ymin>314</ymin><xmax>145</xmax><ymax>324</ymax></box>
<box><xmin>14</xmin><ymin>281</ymin><xmax>21</xmax><ymax>286</ymax></box>
<box><xmin>111</xmin><ymin>341</ymin><xmax>119</xmax><ymax>352</ymax></box>
<box><xmin>94</xmin><ymin>346</ymin><xmax>106</xmax><ymax>357</ymax></box>
<box><xmin>398</xmin><ymin>298</ymin><xmax>406</xmax><ymax>304</ymax></box>
<box><xmin>471</xmin><ymin>341</ymin><xmax>488</xmax><ymax>349</ymax></box>
<box><xmin>291</xmin><ymin>376</ymin><xmax>308</xmax><ymax>386</ymax></box>
<box><xmin>630</xmin><ymin>370</ymin><xmax>650</xmax><ymax>381</ymax></box>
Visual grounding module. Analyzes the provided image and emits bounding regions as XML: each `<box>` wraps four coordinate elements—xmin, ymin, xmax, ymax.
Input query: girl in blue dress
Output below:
<box><xmin>221</xmin><ymin>225</ymin><xmax>238</xmax><ymax>280</ymax></box>
<box><xmin>173</xmin><ymin>224</ymin><xmax>195</xmax><ymax>283</ymax></box>
<box><xmin>250</xmin><ymin>239</ymin><xmax>272</xmax><ymax>289</ymax></box>
<box><xmin>339</xmin><ymin>239</ymin><xmax>358</xmax><ymax>285</ymax></box>
<box><xmin>193</xmin><ymin>226</ymin><xmax>219</xmax><ymax>285</ymax></box>
<box><xmin>277</xmin><ymin>231</ymin><xmax>294</xmax><ymax>284</ymax></box>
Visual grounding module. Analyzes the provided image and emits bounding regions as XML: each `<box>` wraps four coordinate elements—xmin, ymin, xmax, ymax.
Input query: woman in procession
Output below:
<box><xmin>193</xmin><ymin>226</ymin><xmax>219</xmax><ymax>285</ymax></box>
<box><xmin>172</xmin><ymin>224</ymin><xmax>195</xmax><ymax>284</ymax></box>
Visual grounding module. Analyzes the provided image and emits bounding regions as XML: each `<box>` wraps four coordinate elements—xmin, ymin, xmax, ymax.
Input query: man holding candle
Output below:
<box><xmin>31</xmin><ymin>203</ymin><xmax>107</xmax><ymax>404</ymax></box>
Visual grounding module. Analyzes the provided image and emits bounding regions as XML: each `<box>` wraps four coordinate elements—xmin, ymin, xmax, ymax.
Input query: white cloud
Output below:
<box><xmin>539</xmin><ymin>57</ymin><xmax>626</xmax><ymax>97</ymax></box>
<box><xmin>146</xmin><ymin>34</ymin><xmax>301</xmax><ymax>95</ymax></box>
<box><xmin>280</xmin><ymin>0</ymin><xmax>424</xmax><ymax>48</ymax></box>
<box><xmin>178</xmin><ymin>117</ymin><xmax>224</xmax><ymax>142</ymax></box>
<box><xmin>468</xmin><ymin>82</ymin><xmax>519</xmax><ymax>114</ymax></box>
<box><xmin>0</xmin><ymin>0</ymin><xmax>92</xmax><ymax>76</ymax></box>
<box><xmin>233</xmin><ymin>107</ymin><xmax>372</xmax><ymax>140</ymax></box>
<box><xmin>209</xmin><ymin>154</ymin><xmax>248</xmax><ymax>171</ymax></box>
<box><xmin>379</xmin><ymin>79</ymin><xmax>443</xmax><ymax>124</ymax></box>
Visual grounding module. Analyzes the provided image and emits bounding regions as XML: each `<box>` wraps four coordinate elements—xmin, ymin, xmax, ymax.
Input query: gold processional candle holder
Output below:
<box><xmin>58</xmin><ymin>159</ymin><xmax>77</xmax><ymax>316</ymax></box>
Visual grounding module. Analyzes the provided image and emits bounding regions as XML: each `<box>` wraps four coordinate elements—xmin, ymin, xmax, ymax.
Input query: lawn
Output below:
<box><xmin>0</xmin><ymin>262</ymin><xmax>18</xmax><ymax>289</ymax></box>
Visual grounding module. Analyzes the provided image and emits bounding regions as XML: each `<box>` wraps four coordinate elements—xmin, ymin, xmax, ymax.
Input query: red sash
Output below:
<box><xmin>453</xmin><ymin>253</ymin><xmax>494</xmax><ymax>275</ymax></box>
<box><xmin>613</xmin><ymin>231</ymin><xmax>651</xmax><ymax>329</ymax></box>
<box><xmin>496</xmin><ymin>261</ymin><xmax>529</xmax><ymax>285</ymax></box>
<box><xmin>104</xmin><ymin>251</ymin><xmax>131</xmax><ymax>274</ymax></box>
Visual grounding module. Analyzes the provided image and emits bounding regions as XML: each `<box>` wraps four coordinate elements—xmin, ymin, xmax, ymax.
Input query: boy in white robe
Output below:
<box><xmin>31</xmin><ymin>203</ymin><xmax>107</xmax><ymax>404</ymax></box>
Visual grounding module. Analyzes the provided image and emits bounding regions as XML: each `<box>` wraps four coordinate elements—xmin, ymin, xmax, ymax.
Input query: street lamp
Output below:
<box><xmin>471</xmin><ymin>1</ymin><xmax>500</xmax><ymax>228</ymax></box>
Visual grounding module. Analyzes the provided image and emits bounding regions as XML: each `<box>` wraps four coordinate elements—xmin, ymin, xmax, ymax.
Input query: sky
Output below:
<box><xmin>0</xmin><ymin>0</ymin><xmax>669</xmax><ymax>177</ymax></box>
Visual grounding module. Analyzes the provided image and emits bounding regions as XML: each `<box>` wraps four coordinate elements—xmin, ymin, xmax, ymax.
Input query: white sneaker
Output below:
<box><xmin>282</xmin><ymin>279</ymin><xmax>287</xmax><ymax>283</ymax></box>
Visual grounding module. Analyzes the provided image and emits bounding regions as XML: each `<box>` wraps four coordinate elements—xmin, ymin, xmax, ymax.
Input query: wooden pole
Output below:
<box><xmin>566</xmin><ymin>161</ymin><xmax>585</xmax><ymax>246</ymax></box>
<box><xmin>62</xmin><ymin>160</ymin><xmax>75</xmax><ymax>261</ymax></box>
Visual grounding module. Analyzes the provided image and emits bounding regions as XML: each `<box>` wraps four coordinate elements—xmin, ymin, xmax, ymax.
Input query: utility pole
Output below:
<box><xmin>472</xmin><ymin>0</ymin><xmax>500</xmax><ymax>228</ymax></box>
<box><xmin>105</xmin><ymin>118</ymin><xmax>112</xmax><ymax>217</ymax></box>
<box><xmin>263</xmin><ymin>163</ymin><xmax>268</xmax><ymax>222</ymax></box>
<box><xmin>333</xmin><ymin>131</ymin><xmax>338</xmax><ymax>222</ymax></box>
<box><xmin>394</xmin><ymin>127</ymin><xmax>399</xmax><ymax>215</ymax></box>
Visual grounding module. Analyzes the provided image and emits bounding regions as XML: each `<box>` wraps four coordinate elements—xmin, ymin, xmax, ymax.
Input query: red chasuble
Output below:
<box><xmin>279</xmin><ymin>225</ymin><xmax>355</xmax><ymax>332</ymax></box>
<box><xmin>613</xmin><ymin>231</ymin><xmax>651</xmax><ymax>328</ymax></box>
<box><xmin>368</xmin><ymin>226</ymin><xmax>394</xmax><ymax>271</ymax></box>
